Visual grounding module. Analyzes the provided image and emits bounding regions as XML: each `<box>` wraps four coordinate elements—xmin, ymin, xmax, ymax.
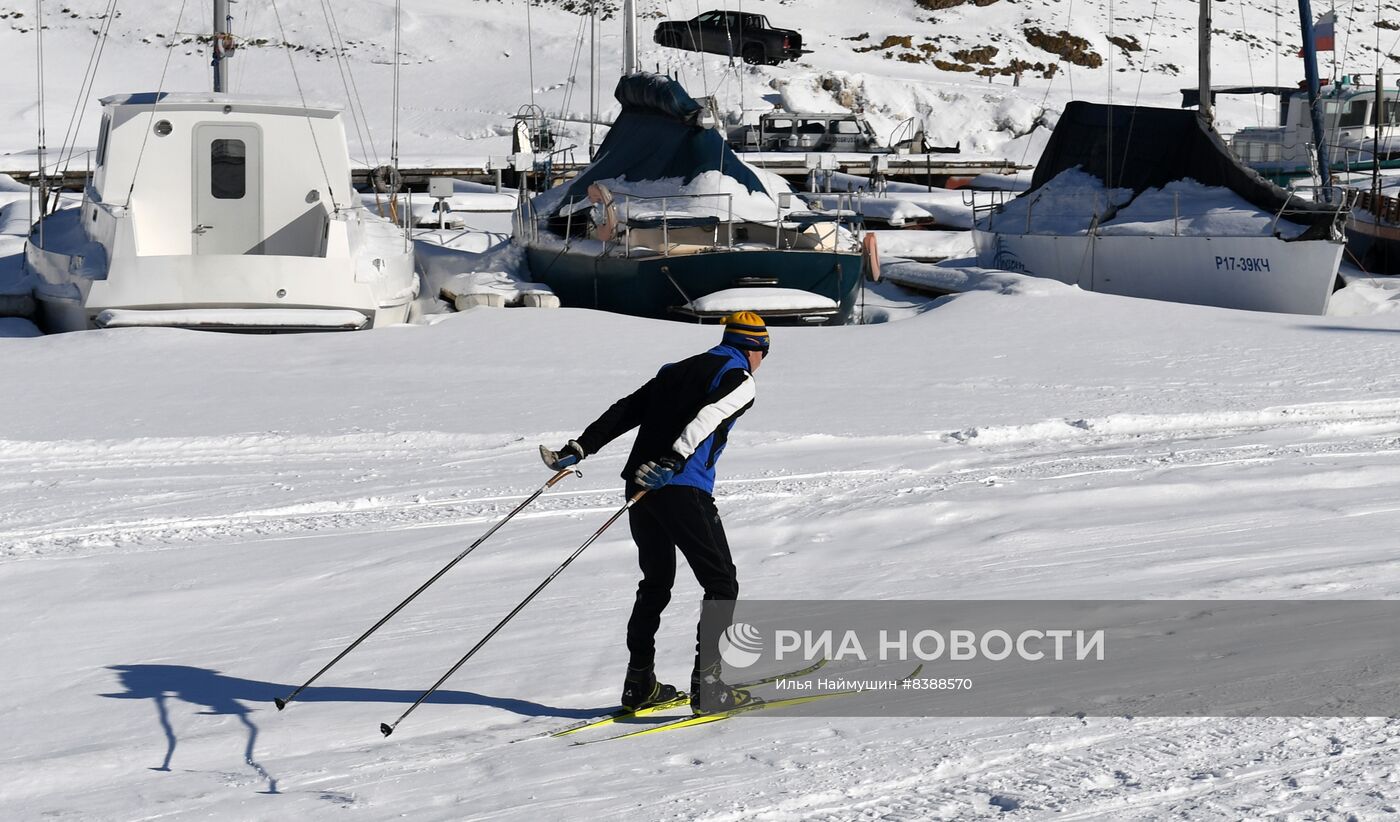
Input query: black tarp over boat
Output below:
<box><xmin>1029</xmin><ymin>101</ymin><xmax>1342</xmax><ymax>241</ymax></box>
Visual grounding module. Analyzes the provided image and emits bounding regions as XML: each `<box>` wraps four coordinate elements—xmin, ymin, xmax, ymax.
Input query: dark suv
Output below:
<box><xmin>653</xmin><ymin>11</ymin><xmax>807</xmax><ymax>65</ymax></box>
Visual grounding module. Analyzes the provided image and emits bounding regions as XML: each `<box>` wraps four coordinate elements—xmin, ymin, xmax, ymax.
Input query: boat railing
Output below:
<box><xmin>1272</xmin><ymin>185</ymin><xmax>1354</xmax><ymax>235</ymax></box>
<box><xmin>969</xmin><ymin>189</ymin><xmax>1112</xmax><ymax>235</ymax></box>
<box><xmin>966</xmin><ymin>189</ymin><xmax>1014</xmax><ymax>230</ymax></box>
<box><xmin>972</xmin><ymin>186</ymin><xmax>1352</xmax><ymax>238</ymax></box>
<box><xmin>533</xmin><ymin>189</ymin><xmax>858</xmax><ymax>255</ymax></box>
<box><xmin>611</xmin><ymin>192</ymin><xmax>736</xmax><ymax>257</ymax></box>
<box><xmin>513</xmin><ymin>187</ymin><xmax>539</xmax><ymax>245</ymax></box>
<box><xmin>1352</xmin><ymin>187</ymin><xmax>1400</xmax><ymax>222</ymax></box>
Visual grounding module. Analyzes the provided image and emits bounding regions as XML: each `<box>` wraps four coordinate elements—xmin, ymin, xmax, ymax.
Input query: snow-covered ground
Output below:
<box><xmin>6</xmin><ymin>283</ymin><xmax>1400</xmax><ymax>819</ymax></box>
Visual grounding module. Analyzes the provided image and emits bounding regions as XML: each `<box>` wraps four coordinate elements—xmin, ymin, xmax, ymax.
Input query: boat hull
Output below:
<box><xmin>524</xmin><ymin>245</ymin><xmax>862</xmax><ymax>324</ymax></box>
<box><xmin>972</xmin><ymin>230</ymin><xmax>1341</xmax><ymax>315</ymax></box>
<box><xmin>26</xmin><ymin>237</ymin><xmax>415</xmax><ymax>333</ymax></box>
<box><xmin>1344</xmin><ymin>211</ymin><xmax>1400</xmax><ymax>274</ymax></box>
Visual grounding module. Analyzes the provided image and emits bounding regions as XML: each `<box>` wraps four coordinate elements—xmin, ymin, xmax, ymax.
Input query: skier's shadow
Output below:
<box><xmin>102</xmin><ymin>664</ymin><xmax>610</xmax><ymax>794</ymax></box>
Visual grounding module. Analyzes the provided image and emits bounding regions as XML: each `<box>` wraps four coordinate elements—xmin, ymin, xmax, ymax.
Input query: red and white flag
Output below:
<box><xmin>1298</xmin><ymin>11</ymin><xmax>1336</xmax><ymax>55</ymax></box>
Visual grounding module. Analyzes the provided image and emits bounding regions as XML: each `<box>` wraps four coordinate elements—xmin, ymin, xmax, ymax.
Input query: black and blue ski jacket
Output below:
<box><xmin>577</xmin><ymin>343</ymin><xmax>757</xmax><ymax>495</ymax></box>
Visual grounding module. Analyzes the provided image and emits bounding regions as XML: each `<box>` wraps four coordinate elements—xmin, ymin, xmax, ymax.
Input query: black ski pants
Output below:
<box><xmin>625</xmin><ymin>484</ymin><xmax>738</xmax><ymax>673</ymax></box>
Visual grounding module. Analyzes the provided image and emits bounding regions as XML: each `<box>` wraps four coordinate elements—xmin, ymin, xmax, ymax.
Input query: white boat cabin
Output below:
<box><xmin>28</xmin><ymin>92</ymin><xmax>416</xmax><ymax>332</ymax></box>
<box><xmin>1231</xmin><ymin>80</ymin><xmax>1400</xmax><ymax>177</ymax></box>
<box><xmin>93</xmin><ymin>92</ymin><xmax>359</xmax><ymax>257</ymax></box>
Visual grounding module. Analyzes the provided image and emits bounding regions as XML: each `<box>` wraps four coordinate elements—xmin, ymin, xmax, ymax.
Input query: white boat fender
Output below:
<box><xmin>523</xmin><ymin>292</ymin><xmax>561</xmax><ymax>309</ymax></box>
<box><xmin>454</xmin><ymin>292</ymin><xmax>508</xmax><ymax>310</ymax></box>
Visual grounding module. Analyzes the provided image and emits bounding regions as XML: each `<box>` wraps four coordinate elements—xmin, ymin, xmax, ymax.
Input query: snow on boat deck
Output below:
<box><xmin>96</xmin><ymin>308</ymin><xmax>371</xmax><ymax>331</ymax></box>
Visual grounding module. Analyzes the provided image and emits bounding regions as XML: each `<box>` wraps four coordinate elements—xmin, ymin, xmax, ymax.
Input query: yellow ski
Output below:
<box><xmin>574</xmin><ymin>664</ymin><xmax>924</xmax><ymax>745</ymax></box>
<box><xmin>544</xmin><ymin>658</ymin><xmax>830</xmax><ymax>739</ymax></box>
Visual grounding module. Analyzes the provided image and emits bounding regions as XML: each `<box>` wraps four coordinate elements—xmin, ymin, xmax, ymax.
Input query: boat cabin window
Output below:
<box><xmin>1329</xmin><ymin>99</ymin><xmax>1369</xmax><ymax>128</ymax></box>
<box><xmin>797</xmin><ymin>119</ymin><xmax>828</xmax><ymax>134</ymax></box>
<box><xmin>95</xmin><ymin>115</ymin><xmax>110</xmax><ymax>167</ymax></box>
<box><xmin>765</xmin><ymin>118</ymin><xmax>793</xmax><ymax>132</ymax></box>
<box><xmin>1385</xmin><ymin>100</ymin><xmax>1400</xmax><ymax>126</ymax></box>
<box><xmin>832</xmin><ymin>120</ymin><xmax>861</xmax><ymax>134</ymax></box>
<box><xmin>210</xmin><ymin>138</ymin><xmax>247</xmax><ymax>200</ymax></box>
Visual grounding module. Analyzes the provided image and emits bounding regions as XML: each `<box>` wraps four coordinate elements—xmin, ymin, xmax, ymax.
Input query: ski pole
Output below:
<box><xmin>380</xmin><ymin>490</ymin><xmax>646</xmax><ymax>737</ymax></box>
<box><xmin>274</xmin><ymin>467</ymin><xmax>579</xmax><ymax>711</ymax></box>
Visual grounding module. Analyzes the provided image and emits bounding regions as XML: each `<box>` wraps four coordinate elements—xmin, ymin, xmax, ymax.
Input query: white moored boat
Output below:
<box><xmin>972</xmin><ymin>101</ymin><xmax>1348</xmax><ymax>316</ymax></box>
<box><xmin>25</xmin><ymin>91</ymin><xmax>418</xmax><ymax>332</ymax></box>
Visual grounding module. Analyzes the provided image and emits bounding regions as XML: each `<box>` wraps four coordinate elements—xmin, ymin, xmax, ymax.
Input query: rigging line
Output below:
<box><xmin>1106</xmin><ymin>0</ymin><xmax>1113</xmax><ymax>111</ymax></box>
<box><xmin>317</xmin><ymin>0</ymin><xmax>373</xmax><ymax>175</ymax></box>
<box><xmin>53</xmin><ymin>0</ymin><xmax>113</xmax><ymax>168</ymax></box>
<box><xmin>34</xmin><ymin>0</ymin><xmax>45</xmax><ymax>214</ymax></box>
<box><xmin>124</xmin><ymin>0</ymin><xmax>190</xmax><ymax>208</ymax></box>
<box><xmin>694</xmin><ymin>0</ymin><xmax>709</xmax><ymax>95</ymax></box>
<box><xmin>1064</xmin><ymin>0</ymin><xmax>1075</xmax><ymax>99</ymax></box>
<box><xmin>526</xmin><ymin>0</ymin><xmax>536</xmax><ymax>109</ymax></box>
<box><xmin>1332</xmin><ymin>0</ymin><xmax>1339</xmax><ymax>83</ymax></box>
<box><xmin>1106</xmin><ymin>0</ymin><xmax>1113</xmax><ymax>190</ymax></box>
<box><xmin>1335</xmin><ymin>0</ymin><xmax>1347</xmax><ymax>85</ymax></box>
<box><xmin>1116</xmin><ymin>0</ymin><xmax>1161</xmax><ymax>186</ymax></box>
<box><xmin>1237</xmin><ymin>0</ymin><xmax>1262</xmax><ymax>127</ymax></box>
<box><xmin>56</xmin><ymin>0</ymin><xmax>119</xmax><ymax>173</ymax></box>
<box><xmin>196</xmin><ymin>0</ymin><xmax>208</xmax><ymax>84</ymax></box>
<box><xmin>323</xmin><ymin>0</ymin><xmax>379</xmax><ymax>169</ymax></box>
<box><xmin>1377</xmin><ymin>0</ymin><xmax>1390</xmax><ymax>172</ymax></box>
<box><xmin>560</xmin><ymin>13</ymin><xmax>587</xmax><ymax>120</ymax></box>
<box><xmin>391</xmin><ymin>0</ymin><xmax>401</xmax><ymax>168</ymax></box>
<box><xmin>591</xmin><ymin>0</ymin><xmax>600</xmax><ymax>155</ymax></box>
<box><xmin>1127</xmin><ymin>0</ymin><xmax>1162</xmax><ymax>110</ymax></box>
<box><xmin>269</xmin><ymin>0</ymin><xmax>340</xmax><ymax>210</ymax></box>
<box><xmin>234</xmin><ymin>0</ymin><xmax>253</xmax><ymax>91</ymax></box>
<box><xmin>1017</xmin><ymin>0</ymin><xmax>1077</xmax><ymax>170</ymax></box>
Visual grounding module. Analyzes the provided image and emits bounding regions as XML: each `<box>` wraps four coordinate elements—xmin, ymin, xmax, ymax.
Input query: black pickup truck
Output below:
<box><xmin>653</xmin><ymin>10</ymin><xmax>807</xmax><ymax>65</ymax></box>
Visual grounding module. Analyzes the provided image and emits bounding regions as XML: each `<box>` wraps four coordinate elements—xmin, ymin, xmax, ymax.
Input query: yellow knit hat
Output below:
<box><xmin>721</xmin><ymin>311</ymin><xmax>769</xmax><ymax>353</ymax></box>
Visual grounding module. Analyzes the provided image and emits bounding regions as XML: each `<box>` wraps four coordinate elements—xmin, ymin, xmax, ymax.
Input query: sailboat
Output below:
<box><xmin>970</xmin><ymin>0</ymin><xmax>1350</xmax><ymax>315</ymax></box>
<box><xmin>514</xmin><ymin>0</ymin><xmax>861</xmax><ymax>324</ymax></box>
<box><xmin>517</xmin><ymin>72</ymin><xmax>862</xmax><ymax>324</ymax></box>
<box><xmin>25</xmin><ymin>1</ymin><xmax>418</xmax><ymax>332</ymax></box>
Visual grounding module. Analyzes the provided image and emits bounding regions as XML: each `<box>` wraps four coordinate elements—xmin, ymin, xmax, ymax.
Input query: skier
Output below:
<box><xmin>542</xmin><ymin>311</ymin><xmax>769</xmax><ymax>715</ymax></box>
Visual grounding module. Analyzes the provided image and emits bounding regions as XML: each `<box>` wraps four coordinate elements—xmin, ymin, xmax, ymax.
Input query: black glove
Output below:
<box><xmin>541</xmin><ymin>440</ymin><xmax>586</xmax><ymax>471</ymax></box>
<box><xmin>634</xmin><ymin>456</ymin><xmax>683</xmax><ymax>490</ymax></box>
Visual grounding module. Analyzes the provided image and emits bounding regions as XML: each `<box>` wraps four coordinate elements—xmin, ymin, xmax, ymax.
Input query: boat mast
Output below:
<box><xmin>622</xmin><ymin>0</ymin><xmax>636</xmax><ymax>75</ymax></box>
<box><xmin>1297</xmin><ymin>0</ymin><xmax>1332</xmax><ymax>189</ymax></box>
<box><xmin>1373</xmin><ymin>68</ymin><xmax>1383</xmax><ymax>205</ymax></box>
<box><xmin>212</xmin><ymin>0</ymin><xmax>232</xmax><ymax>93</ymax></box>
<box><xmin>1198</xmin><ymin>0</ymin><xmax>1212</xmax><ymax>124</ymax></box>
<box><xmin>589</xmin><ymin>0</ymin><xmax>596</xmax><ymax>157</ymax></box>
<box><xmin>34</xmin><ymin>0</ymin><xmax>46</xmax><ymax>237</ymax></box>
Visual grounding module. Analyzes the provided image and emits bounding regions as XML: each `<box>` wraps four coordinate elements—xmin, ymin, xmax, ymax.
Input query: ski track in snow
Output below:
<box><xmin>667</xmin><ymin>716</ymin><xmax>1400</xmax><ymax>820</ymax></box>
<box><xmin>6</xmin><ymin>399</ymin><xmax>1400</xmax><ymax>565</ymax></box>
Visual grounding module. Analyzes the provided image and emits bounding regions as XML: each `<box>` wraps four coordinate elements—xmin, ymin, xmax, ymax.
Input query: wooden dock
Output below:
<box><xmin>5</xmin><ymin>154</ymin><xmax>1027</xmax><ymax>194</ymax></box>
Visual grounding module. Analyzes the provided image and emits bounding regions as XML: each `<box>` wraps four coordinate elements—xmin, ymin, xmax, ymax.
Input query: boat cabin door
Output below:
<box><xmin>193</xmin><ymin>124</ymin><xmax>263</xmax><ymax>254</ymax></box>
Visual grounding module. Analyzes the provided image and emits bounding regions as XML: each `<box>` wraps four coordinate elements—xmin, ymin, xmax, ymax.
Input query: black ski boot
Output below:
<box><xmin>690</xmin><ymin>662</ymin><xmax>754</xmax><ymax>715</ymax></box>
<box><xmin>620</xmin><ymin>665</ymin><xmax>679</xmax><ymax>711</ymax></box>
